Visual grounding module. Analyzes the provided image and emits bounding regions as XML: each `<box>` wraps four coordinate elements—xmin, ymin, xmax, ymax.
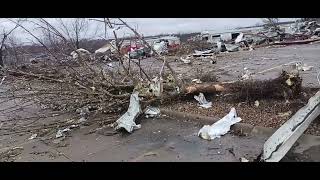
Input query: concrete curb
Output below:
<box><xmin>160</xmin><ymin>108</ymin><xmax>320</xmax><ymax>153</ymax></box>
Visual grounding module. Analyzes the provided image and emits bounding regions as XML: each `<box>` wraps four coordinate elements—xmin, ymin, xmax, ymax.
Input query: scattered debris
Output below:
<box><xmin>194</xmin><ymin>93</ymin><xmax>212</xmax><ymax>109</ymax></box>
<box><xmin>113</xmin><ymin>92</ymin><xmax>142</xmax><ymax>133</ymax></box>
<box><xmin>192</xmin><ymin>49</ymin><xmax>216</xmax><ymax>57</ymax></box>
<box><xmin>295</xmin><ymin>62</ymin><xmax>313</xmax><ymax>71</ymax></box>
<box><xmin>149</xmin><ymin>77</ymin><xmax>163</xmax><ymax>97</ymax></box>
<box><xmin>78</xmin><ymin>117</ymin><xmax>87</xmax><ymax>123</ymax></box>
<box><xmin>144</xmin><ymin>106</ymin><xmax>161</xmax><ymax>118</ymax></box>
<box><xmin>241</xmin><ymin>68</ymin><xmax>252</xmax><ymax>80</ymax></box>
<box><xmin>254</xmin><ymin>100</ymin><xmax>260</xmax><ymax>107</ymax></box>
<box><xmin>2</xmin><ymin>18</ymin><xmax>320</xmax><ymax>162</ymax></box>
<box><xmin>55</xmin><ymin>128</ymin><xmax>71</xmax><ymax>138</ymax></box>
<box><xmin>198</xmin><ymin>108</ymin><xmax>242</xmax><ymax>140</ymax></box>
<box><xmin>0</xmin><ymin>147</ymin><xmax>24</xmax><ymax>162</ymax></box>
<box><xmin>240</xmin><ymin>157</ymin><xmax>249</xmax><ymax>162</ymax></box>
<box><xmin>225</xmin><ymin>44</ymin><xmax>239</xmax><ymax>52</ymax></box>
<box><xmin>180</xmin><ymin>56</ymin><xmax>192</xmax><ymax>64</ymax></box>
<box><xmin>144</xmin><ymin>151</ymin><xmax>159</xmax><ymax>157</ymax></box>
<box><xmin>153</xmin><ymin>41</ymin><xmax>168</xmax><ymax>54</ymax></box>
<box><xmin>70</xmin><ymin>48</ymin><xmax>91</xmax><ymax>59</ymax></box>
<box><xmin>0</xmin><ymin>76</ymin><xmax>6</xmax><ymax>85</ymax></box>
<box><xmin>217</xmin><ymin>41</ymin><xmax>226</xmax><ymax>52</ymax></box>
<box><xmin>235</xmin><ymin>33</ymin><xmax>244</xmax><ymax>44</ymax></box>
<box><xmin>192</xmin><ymin>79</ymin><xmax>202</xmax><ymax>84</ymax></box>
<box><xmin>277</xmin><ymin>111</ymin><xmax>292</xmax><ymax>118</ymax></box>
<box><xmin>28</xmin><ymin>134</ymin><xmax>38</xmax><ymax>140</ymax></box>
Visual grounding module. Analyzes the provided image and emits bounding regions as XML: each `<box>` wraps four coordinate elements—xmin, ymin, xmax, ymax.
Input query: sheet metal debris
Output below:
<box><xmin>28</xmin><ymin>134</ymin><xmax>38</xmax><ymax>140</ymax></box>
<box><xmin>114</xmin><ymin>92</ymin><xmax>142</xmax><ymax>133</ymax></box>
<box><xmin>70</xmin><ymin>48</ymin><xmax>91</xmax><ymax>59</ymax></box>
<box><xmin>55</xmin><ymin>128</ymin><xmax>71</xmax><ymax>138</ymax></box>
<box><xmin>225</xmin><ymin>44</ymin><xmax>239</xmax><ymax>52</ymax></box>
<box><xmin>240</xmin><ymin>157</ymin><xmax>249</xmax><ymax>162</ymax></box>
<box><xmin>192</xmin><ymin>79</ymin><xmax>202</xmax><ymax>84</ymax></box>
<box><xmin>198</xmin><ymin>108</ymin><xmax>242</xmax><ymax>140</ymax></box>
<box><xmin>241</xmin><ymin>68</ymin><xmax>252</xmax><ymax>80</ymax></box>
<box><xmin>144</xmin><ymin>106</ymin><xmax>161</xmax><ymax>118</ymax></box>
<box><xmin>295</xmin><ymin>62</ymin><xmax>313</xmax><ymax>71</ymax></box>
<box><xmin>262</xmin><ymin>90</ymin><xmax>320</xmax><ymax>162</ymax></box>
<box><xmin>180</xmin><ymin>56</ymin><xmax>192</xmax><ymax>64</ymax></box>
<box><xmin>235</xmin><ymin>33</ymin><xmax>244</xmax><ymax>44</ymax></box>
<box><xmin>194</xmin><ymin>93</ymin><xmax>212</xmax><ymax>109</ymax></box>
<box><xmin>192</xmin><ymin>49</ymin><xmax>216</xmax><ymax>57</ymax></box>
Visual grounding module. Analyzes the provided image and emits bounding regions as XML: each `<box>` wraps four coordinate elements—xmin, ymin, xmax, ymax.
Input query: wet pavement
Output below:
<box><xmin>1</xmin><ymin>117</ymin><xmax>266</xmax><ymax>162</ymax></box>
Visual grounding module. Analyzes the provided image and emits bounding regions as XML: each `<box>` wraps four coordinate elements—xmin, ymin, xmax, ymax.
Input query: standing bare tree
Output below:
<box><xmin>0</xmin><ymin>22</ymin><xmax>19</xmax><ymax>67</ymax></box>
<box><xmin>261</xmin><ymin>18</ymin><xmax>280</xmax><ymax>30</ymax></box>
<box><xmin>57</xmin><ymin>18</ymin><xmax>89</xmax><ymax>49</ymax></box>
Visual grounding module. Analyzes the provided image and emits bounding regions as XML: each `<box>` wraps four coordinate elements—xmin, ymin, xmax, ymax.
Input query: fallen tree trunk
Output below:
<box><xmin>184</xmin><ymin>83</ymin><xmax>225</xmax><ymax>94</ymax></box>
<box><xmin>182</xmin><ymin>71</ymin><xmax>302</xmax><ymax>102</ymax></box>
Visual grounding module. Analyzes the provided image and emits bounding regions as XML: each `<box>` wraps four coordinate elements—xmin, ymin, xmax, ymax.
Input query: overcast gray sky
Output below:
<box><xmin>0</xmin><ymin>18</ymin><xmax>295</xmax><ymax>43</ymax></box>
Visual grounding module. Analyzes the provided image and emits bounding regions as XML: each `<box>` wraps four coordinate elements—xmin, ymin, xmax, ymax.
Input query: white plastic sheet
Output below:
<box><xmin>194</xmin><ymin>93</ymin><xmax>212</xmax><ymax>109</ymax></box>
<box><xmin>114</xmin><ymin>92</ymin><xmax>142</xmax><ymax>133</ymax></box>
<box><xmin>198</xmin><ymin>108</ymin><xmax>242</xmax><ymax>140</ymax></box>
